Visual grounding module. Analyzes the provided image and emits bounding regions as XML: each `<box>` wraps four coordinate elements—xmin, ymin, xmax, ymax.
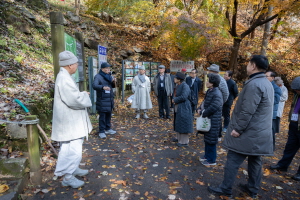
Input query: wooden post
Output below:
<box><xmin>25</xmin><ymin>115</ymin><xmax>42</xmax><ymax>185</ymax></box>
<box><xmin>75</xmin><ymin>32</ymin><xmax>86</xmax><ymax>91</ymax></box>
<box><xmin>50</xmin><ymin>12</ymin><xmax>65</xmax><ymax>80</ymax></box>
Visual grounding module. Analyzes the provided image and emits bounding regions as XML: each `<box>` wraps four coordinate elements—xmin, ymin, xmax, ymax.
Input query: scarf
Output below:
<box><xmin>138</xmin><ymin>73</ymin><xmax>146</xmax><ymax>83</ymax></box>
<box><xmin>100</xmin><ymin>70</ymin><xmax>112</xmax><ymax>83</ymax></box>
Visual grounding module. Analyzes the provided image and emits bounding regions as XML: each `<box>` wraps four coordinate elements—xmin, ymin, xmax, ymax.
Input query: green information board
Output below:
<box><xmin>64</xmin><ymin>33</ymin><xmax>79</xmax><ymax>83</ymax></box>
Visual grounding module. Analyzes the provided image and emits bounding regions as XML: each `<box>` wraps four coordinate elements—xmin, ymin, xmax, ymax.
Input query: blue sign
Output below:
<box><xmin>98</xmin><ymin>45</ymin><xmax>107</xmax><ymax>70</ymax></box>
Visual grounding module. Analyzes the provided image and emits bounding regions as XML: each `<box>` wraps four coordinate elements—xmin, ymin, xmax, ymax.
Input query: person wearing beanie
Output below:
<box><xmin>196</xmin><ymin>73</ymin><xmax>223</xmax><ymax>165</ymax></box>
<box><xmin>165</xmin><ymin>69</ymin><xmax>176</xmax><ymax>112</ymax></box>
<box><xmin>207</xmin><ymin>64</ymin><xmax>229</xmax><ymax>141</ymax></box>
<box><xmin>208</xmin><ymin>55</ymin><xmax>274</xmax><ymax>199</ymax></box>
<box><xmin>153</xmin><ymin>65</ymin><xmax>173</xmax><ymax>119</ymax></box>
<box><xmin>265</xmin><ymin>71</ymin><xmax>282</xmax><ymax>151</ymax></box>
<box><xmin>270</xmin><ymin>76</ymin><xmax>300</xmax><ymax>181</ymax></box>
<box><xmin>52</xmin><ymin>50</ymin><xmax>92</xmax><ymax>188</ymax></box>
<box><xmin>131</xmin><ymin>65</ymin><xmax>153</xmax><ymax>119</ymax></box>
<box><xmin>172</xmin><ymin>72</ymin><xmax>193</xmax><ymax>147</ymax></box>
<box><xmin>274</xmin><ymin>77</ymin><xmax>288</xmax><ymax>135</ymax></box>
<box><xmin>93</xmin><ymin>62</ymin><xmax>117</xmax><ymax>139</ymax></box>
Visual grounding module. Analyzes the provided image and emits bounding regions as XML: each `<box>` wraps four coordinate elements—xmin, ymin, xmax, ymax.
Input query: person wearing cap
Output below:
<box><xmin>52</xmin><ymin>50</ymin><xmax>92</xmax><ymax>188</ymax></box>
<box><xmin>265</xmin><ymin>71</ymin><xmax>282</xmax><ymax>150</ymax></box>
<box><xmin>186</xmin><ymin>69</ymin><xmax>203</xmax><ymax>116</ymax></box>
<box><xmin>93</xmin><ymin>62</ymin><xmax>117</xmax><ymax>139</ymax></box>
<box><xmin>165</xmin><ymin>69</ymin><xmax>175</xmax><ymax>112</ymax></box>
<box><xmin>207</xmin><ymin>64</ymin><xmax>229</xmax><ymax>141</ymax></box>
<box><xmin>274</xmin><ymin>77</ymin><xmax>288</xmax><ymax>135</ymax></box>
<box><xmin>208</xmin><ymin>55</ymin><xmax>274</xmax><ymax>199</ymax></box>
<box><xmin>181</xmin><ymin>68</ymin><xmax>188</xmax><ymax>78</ymax></box>
<box><xmin>270</xmin><ymin>76</ymin><xmax>300</xmax><ymax>181</ymax></box>
<box><xmin>197</xmin><ymin>73</ymin><xmax>223</xmax><ymax>165</ymax></box>
<box><xmin>172</xmin><ymin>72</ymin><xmax>193</xmax><ymax>147</ymax></box>
<box><xmin>131</xmin><ymin>65</ymin><xmax>152</xmax><ymax>119</ymax></box>
<box><xmin>153</xmin><ymin>65</ymin><xmax>173</xmax><ymax>119</ymax></box>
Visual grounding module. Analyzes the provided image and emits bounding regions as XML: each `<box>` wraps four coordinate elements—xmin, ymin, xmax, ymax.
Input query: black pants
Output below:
<box><xmin>220</xmin><ymin>150</ymin><xmax>262</xmax><ymax>195</ymax></box>
<box><xmin>277</xmin><ymin>121</ymin><xmax>300</xmax><ymax>174</ymax></box>
<box><xmin>158</xmin><ymin>90</ymin><xmax>170</xmax><ymax>117</ymax></box>
<box><xmin>222</xmin><ymin>103</ymin><xmax>232</xmax><ymax>129</ymax></box>
<box><xmin>98</xmin><ymin>112</ymin><xmax>112</xmax><ymax>133</ymax></box>
<box><xmin>170</xmin><ymin>95</ymin><xmax>174</xmax><ymax>108</ymax></box>
<box><xmin>272</xmin><ymin>119</ymin><xmax>277</xmax><ymax>150</ymax></box>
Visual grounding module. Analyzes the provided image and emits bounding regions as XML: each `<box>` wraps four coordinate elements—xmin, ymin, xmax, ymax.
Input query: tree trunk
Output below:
<box><xmin>228</xmin><ymin>38</ymin><xmax>241</xmax><ymax>70</ymax></box>
<box><xmin>260</xmin><ymin>6</ymin><xmax>273</xmax><ymax>56</ymax></box>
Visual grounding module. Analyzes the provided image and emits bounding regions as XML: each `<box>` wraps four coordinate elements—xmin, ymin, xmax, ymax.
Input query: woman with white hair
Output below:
<box><xmin>274</xmin><ymin>77</ymin><xmax>288</xmax><ymax>135</ymax></box>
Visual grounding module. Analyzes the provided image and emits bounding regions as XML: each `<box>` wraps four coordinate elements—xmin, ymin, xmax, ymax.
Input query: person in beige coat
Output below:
<box><xmin>131</xmin><ymin>65</ymin><xmax>152</xmax><ymax>119</ymax></box>
<box><xmin>52</xmin><ymin>51</ymin><xmax>92</xmax><ymax>189</ymax></box>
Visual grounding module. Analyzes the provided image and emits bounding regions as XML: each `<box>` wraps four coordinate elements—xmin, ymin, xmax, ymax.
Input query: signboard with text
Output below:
<box><xmin>98</xmin><ymin>45</ymin><xmax>107</xmax><ymax>71</ymax></box>
<box><xmin>170</xmin><ymin>60</ymin><xmax>194</xmax><ymax>72</ymax></box>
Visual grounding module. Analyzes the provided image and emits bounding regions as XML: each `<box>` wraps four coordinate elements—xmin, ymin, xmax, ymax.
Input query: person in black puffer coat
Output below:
<box><xmin>93</xmin><ymin>62</ymin><xmax>116</xmax><ymax>139</ymax></box>
<box><xmin>197</xmin><ymin>73</ymin><xmax>223</xmax><ymax>166</ymax></box>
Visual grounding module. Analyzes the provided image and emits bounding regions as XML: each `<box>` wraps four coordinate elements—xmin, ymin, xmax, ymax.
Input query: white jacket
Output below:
<box><xmin>51</xmin><ymin>68</ymin><xmax>92</xmax><ymax>142</ymax></box>
<box><xmin>131</xmin><ymin>75</ymin><xmax>152</xmax><ymax>110</ymax></box>
<box><xmin>277</xmin><ymin>85</ymin><xmax>288</xmax><ymax>118</ymax></box>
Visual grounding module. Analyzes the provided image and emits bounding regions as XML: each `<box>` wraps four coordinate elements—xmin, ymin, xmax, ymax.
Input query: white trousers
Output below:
<box><xmin>54</xmin><ymin>138</ymin><xmax>84</xmax><ymax>177</ymax></box>
<box><xmin>176</xmin><ymin>132</ymin><xmax>189</xmax><ymax>144</ymax></box>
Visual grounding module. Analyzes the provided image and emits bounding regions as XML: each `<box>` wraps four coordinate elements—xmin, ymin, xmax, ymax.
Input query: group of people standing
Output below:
<box><xmin>50</xmin><ymin>51</ymin><xmax>300</xmax><ymax>200</ymax></box>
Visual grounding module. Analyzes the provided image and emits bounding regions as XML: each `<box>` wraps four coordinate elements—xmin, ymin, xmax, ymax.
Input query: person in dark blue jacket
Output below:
<box><xmin>266</xmin><ymin>71</ymin><xmax>282</xmax><ymax>150</ymax></box>
<box><xmin>186</xmin><ymin>69</ymin><xmax>203</xmax><ymax>116</ymax></box>
<box><xmin>93</xmin><ymin>62</ymin><xmax>116</xmax><ymax>139</ymax></box>
<box><xmin>223</xmin><ymin>71</ymin><xmax>239</xmax><ymax>133</ymax></box>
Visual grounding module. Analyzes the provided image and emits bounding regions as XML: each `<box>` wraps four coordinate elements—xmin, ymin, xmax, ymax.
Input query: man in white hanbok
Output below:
<box><xmin>52</xmin><ymin>51</ymin><xmax>92</xmax><ymax>188</ymax></box>
<box><xmin>131</xmin><ymin>65</ymin><xmax>152</xmax><ymax>119</ymax></box>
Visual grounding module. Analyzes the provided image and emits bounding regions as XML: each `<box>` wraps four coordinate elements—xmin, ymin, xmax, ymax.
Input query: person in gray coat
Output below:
<box><xmin>197</xmin><ymin>73</ymin><xmax>223</xmax><ymax>166</ymax></box>
<box><xmin>172</xmin><ymin>72</ymin><xmax>193</xmax><ymax>147</ymax></box>
<box><xmin>208</xmin><ymin>55</ymin><xmax>274</xmax><ymax>199</ymax></box>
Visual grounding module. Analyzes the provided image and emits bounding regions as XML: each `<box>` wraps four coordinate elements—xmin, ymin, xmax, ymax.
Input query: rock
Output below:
<box><xmin>84</xmin><ymin>38</ymin><xmax>99</xmax><ymax>50</ymax></box>
<box><xmin>6</xmin><ymin>124</ymin><xmax>27</xmax><ymax>139</ymax></box>
<box><xmin>6</xmin><ymin>15</ymin><xmax>18</xmax><ymax>25</ymax></box>
<box><xmin>62</xmin><ymin>16</ymin><xmax>68</xmax><ymax>26</ymax></box>
<box><xmin>133</xmin><ymin>46</ymin><xmax>144</xmax><ymax>53</ymax></box>
<box><xmin>66</xmin><ymin>11</ymin><xmax>80</xmax><ymax>23</ymax></box>
<box><xmin>0</xmin><ymin>158</ymin><xmax>28</xmax><ymax>179</ymax></box>
<box><xmin>80</xmin><ymin>23</ymin><xmax>87</xmax><ymax>29</ymax></box>
<box><xmin>20</xmin><ymin>7</ymin><xmax>36</xmax><ymax>21</ymax></box>
<box><xmin>97</xmin><ymin>11</ymin><xmax>114</xmax><ymax>23</ymax></box>
<box><xmin>91</xmin><ymin>27</ymin><xmax>100</xmax><ymax>40</ymax></box>
<box><xmin>120</xmin><ymin>50</ymin><xmax>128</xmax><ymax>58</ymax></box>
<box><xmin>18</xmin><ymin>24</ymin><xmax>31</xmax><ymax>34</ymax></box>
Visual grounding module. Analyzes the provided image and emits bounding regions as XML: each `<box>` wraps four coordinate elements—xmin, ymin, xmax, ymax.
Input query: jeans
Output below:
<box><xmin>277</xmin><ymin>121</ymin><xmax>300</xmax><ymax>173</ymax></box>
<box><xmin>204</xmin><ymin>142</ymin><xmax>217</xmax><ymax>163</ymax></box>
<box><xmin>98</xmin><ymin>112</ymin><xmax>112</xmax><ymax>133</ymax></box>
<box><xmin>220</xmin><ymin>150</ymin><xmax>262</xmax><ymax>195</ymax></box>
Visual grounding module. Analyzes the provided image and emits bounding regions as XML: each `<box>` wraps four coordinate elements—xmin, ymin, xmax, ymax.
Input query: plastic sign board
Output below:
<box><xmin>64</xmin><ymin>33</ymin><xmax>79</xmax><ymax>83</ymax></box>
<box><xmin>98</xmin><ymin>45</ymin><xmax>107</xmax><ymax>71</ymax></box>
<box><xmin>170</xmin><ymin>61</ymin><xmax>194</xmax><ymax>72</ymax></box>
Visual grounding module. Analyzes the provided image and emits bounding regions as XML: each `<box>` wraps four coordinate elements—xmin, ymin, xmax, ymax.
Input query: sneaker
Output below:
<box><xmin>99</xmin><ymin>133</ymin><xmax>107</xmax><ymax>139</ymax></box>
<box><xmin>143</xmin><ymin>113</ymin><xmax>149</xmax><ymax>119</ymax></box>
<box><xmin>201</xmin><ymin>160</ymin><xmax>216</xmax><ymax>166</ymax></box>
<box><xmin>73</xmin><ymin>168</ymin><xmax>89</xmax><ymax>177</ymax></box>
<box><xmin>105</xmin><ymin>129</ymin><xmax>116</xmax><ymax>135</ymax></box>
<box><xmin>135</xmin><ymin>114</ymin><xmax>140</xmax><ymax>119</ymax></box>
<box><xmin>199</xmin><ymin>156</ymin><xmax>207</xmax><ymax>162</ymax></box>
<box><xmin>238</xmin><ymin>183</ymin><xmax>258</xmax><ymax>199</ymax></box>
<box><xmin>222</xmin><ymin>128</ymin><xmax>227</xmax><ymax>133</ymax></box>
<box><xmin>62</xmin><ymin>176</ymin><xmax>84</xmax><ymax>188</ymax></box>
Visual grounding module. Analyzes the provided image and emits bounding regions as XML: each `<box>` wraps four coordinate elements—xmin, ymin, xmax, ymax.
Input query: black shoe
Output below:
<box><xmin>176</xmin><ymin>143</ymin><xmax>188</xmax><ymax>147</ymax></box>
<box><xmin>292</xmin><ymin>173</ymin><xmax>300</xmax><ymax>181</ymax></box>
<box><xmin>270</xmin><ymin>164</ymin><xmax>288</xmax><ymax>172</ymax></box>
<box><xmin>207</xmin><ymin>186</ymin><xmax>232</xmax><ymax>198</ymax></box>
<box><xmin>166</xmin><ymin>116</ymin><xmax>171</xmax><ymax>119</ymax></box>
<box><xmin>172</xmin><ymin>138</ymin><xmax>178</xmax><ymax>142</ymax></box>
<box><xmin>159</xmin><ymin>115</ymin><xmax>165</xmax><ymax>119</ymax></box>
<box><xmin>238</xmin><ymin>183</ymin><xmax>258</xmax><ymax>199</ymax></box>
